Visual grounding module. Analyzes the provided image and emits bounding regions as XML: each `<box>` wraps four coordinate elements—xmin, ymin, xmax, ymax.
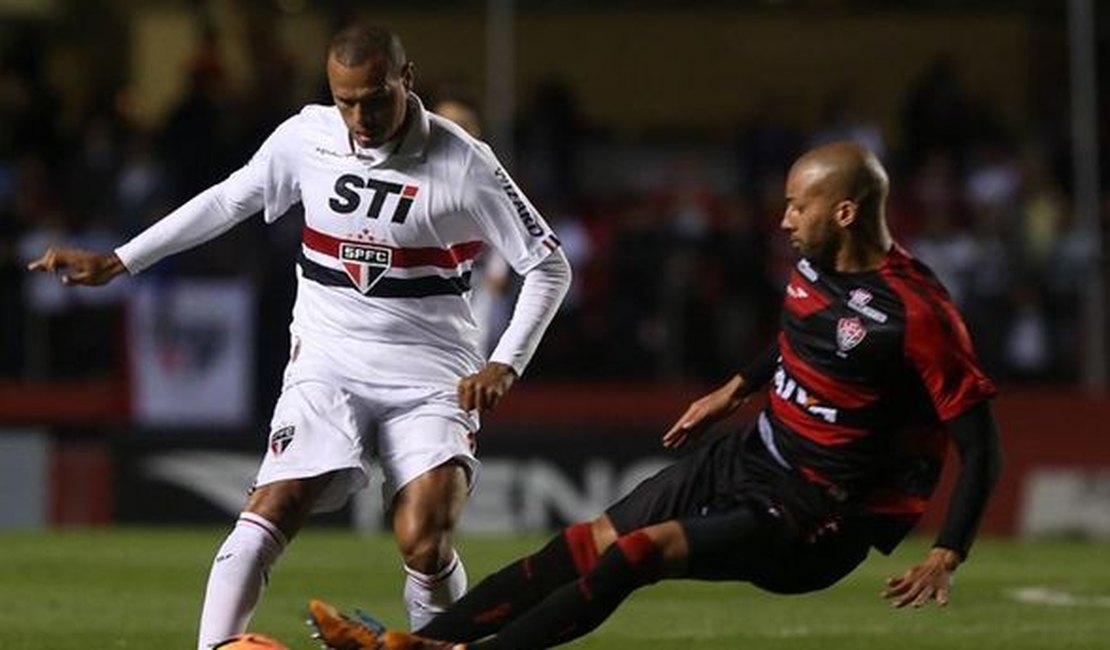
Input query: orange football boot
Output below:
<box><xmin>306</xmin><ymin>599</ymin><xmax>381</xmax><ymax>650</ymax></box>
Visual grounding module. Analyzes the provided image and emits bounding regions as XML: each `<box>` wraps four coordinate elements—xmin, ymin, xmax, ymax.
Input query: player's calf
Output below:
<box><xmin>477</xmin><ymin>529</ymin><xmax>667</xmax><ymax>649</ymax></box>
<box><xmin>416</xmin><ymin>521</ymin><xmax>601</xmax><ymax>640</ymax></box>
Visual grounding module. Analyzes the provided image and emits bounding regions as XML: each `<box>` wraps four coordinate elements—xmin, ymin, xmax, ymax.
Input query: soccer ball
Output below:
<box><xmin>211</xmin><ymin>633</ymin><xmax>289</xmax><ymax>649</ymax></box>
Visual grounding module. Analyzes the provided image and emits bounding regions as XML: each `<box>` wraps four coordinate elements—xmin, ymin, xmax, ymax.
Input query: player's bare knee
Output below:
<box><xmin>392</xmin><ymin>497</ymin><xmax>460</xmax><ymax>548</ymax></box>
<box><xmin>398</xmin><ymin>533</ymin><xmax>453</xmax><ymax>574</ymax></box>
<box><xmin>602</xmin><ymin>521</ymin><xmax>689</xmax><ymax>581</ymax></box>
<box><xmin>393</xmin><ymin>501</ymin><xmax>457</xmax><ymax>572</ymax></box>
<box><xmin>641</xmin><ymin>521</ymin><xmax>689</xmax><ymax>576</ymax></box>
<box><xmin>590</xmin><ymin>515</ymin><xmax>619</xmax><ymax>554</ymax></box>
<box><xmin>394</xmin><ymin>464</ymin><xmax>468</xmax><ymax>518</ymax></box>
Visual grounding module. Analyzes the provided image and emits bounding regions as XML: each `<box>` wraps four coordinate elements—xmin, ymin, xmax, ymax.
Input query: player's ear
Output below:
<box><xmin>834</xmin><ymin>199</ymin><xmax>857</xmax><ymax>228</ymax></box>
<box><xmin>401</xmin><ymin>61</ymin><xmax>415</xmax><ymax>91</ymax></box>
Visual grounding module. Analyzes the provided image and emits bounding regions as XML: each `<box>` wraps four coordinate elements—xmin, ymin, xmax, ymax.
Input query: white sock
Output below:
<box><xmin>403</xmin><ymin>550</ymin><xmax>468</xmax><ymax>631</ymax></box>
<box><xmin>196</xmin><ymin>513</ymin><xmax>287</xmax><ymax>650</ymax></box>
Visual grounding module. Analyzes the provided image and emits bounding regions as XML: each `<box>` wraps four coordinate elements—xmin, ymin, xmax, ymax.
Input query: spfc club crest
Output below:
<box><xmin>339</xmin><ymin>242</ymin><xmax>392</xmax><ymax>294</ymax></box>
<box><xmin>836</xmin><ymin>316</ymin><xmax>867</xmax><ymax>353</ymax></box>
<box><xmin>269</xmin><ymin>426</ymin><xmax>295</xmax><ymax>455</ymax></box>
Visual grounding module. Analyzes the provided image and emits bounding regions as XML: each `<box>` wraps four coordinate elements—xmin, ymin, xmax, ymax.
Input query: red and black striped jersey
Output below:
<box><xmin>766</xmin><ymin>244</ymin><xmax>996</xmax><ymax>552</ymax></box>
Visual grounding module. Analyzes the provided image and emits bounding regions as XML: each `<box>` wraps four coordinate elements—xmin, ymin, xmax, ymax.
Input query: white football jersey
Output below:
<box><xmin>118</xmin><ymin>95</ymin><xmax>561</xmax><ymax>387</ymax></box>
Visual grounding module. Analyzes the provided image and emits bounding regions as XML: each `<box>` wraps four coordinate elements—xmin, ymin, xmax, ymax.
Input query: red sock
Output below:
<box><xmin>473</xmin><ymin>530</ymin><xmax>662</xmax><ymax>650</ymax></box>
<box><xmin>418</xmin><ymin>523</ymin><xmax>599</xmax><ymax>641</ymax></box>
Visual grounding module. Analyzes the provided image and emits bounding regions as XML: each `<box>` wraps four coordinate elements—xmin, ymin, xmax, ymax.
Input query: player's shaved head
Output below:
<box><xmin>782</xmin><ymin>141</ymin><xmax>893</xmax><ymax>272</ymax></box>
<box><xmin>791</xmin><ymin>141</ymin><xmax>889</xmax><ymax>224</ymax></box>
<box><xmin>328</xmin><ymin>22</ymin><xmax>407</xmax><ymax>76</ymax></box>
<box><xmin>326</xmin><ymin>22</ymin><xmax>414</xmax><ymax>149</ymax></box>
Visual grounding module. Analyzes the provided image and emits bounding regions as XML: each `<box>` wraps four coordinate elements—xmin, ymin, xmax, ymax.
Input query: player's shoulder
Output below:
<box><xmin>882</xmin><ymin>246</ymin><xmax>950</xmax><ymax>297</ymax></box>
<box><xmin>293</xmin><ymin>103</ymin><xmax>342</xmax><ymax>124</ymax></box>
<box><xmin>426</xmin><ymin>112</ymin><xmax>498</xmax><ymax>171</ymax></box>
<box><xmin>251</xmin><ymin>104</ymin><xmax>347</xmax><ymax>161</ymax></box>
<box><xmin>269</xmin><ymin>104</ymin><xmax>345</xmax><ymax>141</ymax></box>
<box><xmin>880</xmin><ymin>245</ymin><xmax>965</xmax><ymax>329</ymax></box>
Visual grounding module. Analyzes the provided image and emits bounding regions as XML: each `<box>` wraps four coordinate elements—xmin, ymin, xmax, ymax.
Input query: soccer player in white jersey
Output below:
<box><xmin>27</xmin><ymin>23</ymin><xmax>572</xmax><ymax>650</ymax></box>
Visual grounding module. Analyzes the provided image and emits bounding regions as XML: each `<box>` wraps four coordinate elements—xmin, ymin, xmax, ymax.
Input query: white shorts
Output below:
<box><xmin>255</xmin><ymin>335</ymin><xmax>481</xmax><ymax>513</ymax></box>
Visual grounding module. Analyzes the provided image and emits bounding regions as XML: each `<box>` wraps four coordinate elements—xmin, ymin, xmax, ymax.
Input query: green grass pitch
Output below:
<box><xmin>1</xmin><ymin>528</ymin><xmax>1107</xmax><ymax>649</ymax></box>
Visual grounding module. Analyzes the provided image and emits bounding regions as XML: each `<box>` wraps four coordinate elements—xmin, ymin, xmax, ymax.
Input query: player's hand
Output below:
<box><xmin>458</xmin><ymin>362</ymin><xmax>517</xmax><ymax>413</ymax></box>
<box><xmin>662</xmin><ymin>374</ymin><xmax>747</xmax><ymax>449</ymax></box>
<box><xmin>27</xmin><ymin>247</ymin><xmax>126</xmax><ymax>286</ymax></box>
<box><xmin>881</xmin><ymin>547</ymin><xmax>960</xmax><ymax>608</ymax></box>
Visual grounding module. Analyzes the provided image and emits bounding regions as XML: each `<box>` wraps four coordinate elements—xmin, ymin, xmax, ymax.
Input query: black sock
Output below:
<box><xmin>418</xmin><ymin>523</ymin><xmax>600</xmax><ymax>642</ymax></box>
<box><xmin>473</xmin><ymin>530</ymin><xmax>662</xmax><ymax>650</ymax></box>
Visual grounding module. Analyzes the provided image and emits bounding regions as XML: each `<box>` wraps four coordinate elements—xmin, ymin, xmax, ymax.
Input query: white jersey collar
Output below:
<box><xmin>350</xmin><ymin>92</ymin><xmax>430</xmax><ymax>166</ymax></box>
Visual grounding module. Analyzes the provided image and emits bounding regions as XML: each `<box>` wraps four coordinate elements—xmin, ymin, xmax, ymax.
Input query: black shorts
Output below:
<box><xmin>605</xmin><ymin>423</ymin><xmax>872</xmax><ymax>594</ymax></box>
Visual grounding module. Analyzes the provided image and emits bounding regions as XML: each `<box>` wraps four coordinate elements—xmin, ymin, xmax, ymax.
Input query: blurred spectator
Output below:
<box><xmin>711</xmin><ymin>197</ymin><xmax>778</xmax><ymax>378</ymax></box>
<box><xmin>966</xmin><ymin>142</ymin><xmax>1022</xmax><ymax>218</ymax></box>
<box><xmin>0</xmin><ymin>28</ymin><xmax>61</xmax><ymax>162</ymax></box>
<box><xmin>1005</xmin><ymin>284</ymin><xmax>1052</xmax><ymax>380</ymax></box>
<box><xmin>736</xmin><ymin>95</ymin><xmax>804</xmax><ymax>202</ymax></box>
<box><xmin>240</xmin><ymin>13</ymin><xmax>301</xmax><ymax>146</ymax></box>
<box><xmin>655</xmin><ymin>157</ymin><xmax>724</xmax><ymax>379</ymax></box>
<box><xmin>905</xmin><ymin>153</ymin><xmax>979</xmax><ymax>306</ymax></box>
<box><xmin>901</xmin><ymin>59</ymin><xmax>976</xmax><ymax>169</ymax></box>
<box><xmin>608</xmin><ymin>201</ymin><xmax>666</xmax><ymax>377</ymax></box>
<box><xmin>0</xmin><ymin>159</ymin><xmax>19</xmax><ymax>374</ymax></box>
<box><xmin>157</xmin><ymin>20</ymin><xmax>263</xmax><ymax>279</ymax></box>
<box><xmin>810</xmin><ymin>85</ymin><xmax>885</xmax><ymax>159</ymax></box>
<box><xmin>524</xmin><ymin>202</ymin><xmax>596</xmax><ymax>377</ymax></box>
<box><xmin>1017</xmin><ymin>148</ymin><xmax>1068</xmax><ymax>276</ymax></box>
<box><xmin>1042</xmin><ymin>197</ymin><xmax>1101</xmax><ymax>380</ymax></box>
<box><xmin>15</xmin><ymin>159</ymin><xmax>128</xmax><ymax>379</ymax></box>
<box><xmin>427</xmin><ymin>83</ymin><xmax>483</xmax><ymax>140</ymax></box>
<box><xmin>516</xmin><ymin>80</ymin><xmax>586</xmax><ymax>202</ymax></box>
<box><xmin>159</xmin><ymin>23</ymin><xmax>236</xmax><ymax>205</ymax></box>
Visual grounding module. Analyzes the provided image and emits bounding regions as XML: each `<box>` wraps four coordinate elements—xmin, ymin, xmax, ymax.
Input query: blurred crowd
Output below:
<box><xmin>1</xmin><ymin>11</ymin><xmax>1105</xmax><ymax>408</ymax></box>
<box><xmin>512</xmin><ymin>61</ymin><xmax>1101</xmax><ymax>385</ymax></box>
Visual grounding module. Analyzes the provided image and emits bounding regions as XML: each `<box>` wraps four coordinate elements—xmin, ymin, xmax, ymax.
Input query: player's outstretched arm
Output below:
<box><xmin>662</xmin><ymin>373</ymin><xmax>749</xmax><ymax>449</ymax></box>
<box><xmin>882</xmin><ymin>401</ymin><xmax>1001</xmax><ymax>608</ymax></box>
<box><xmin>662</xmin><ymin>340</ymin><xmax>780</xmax><ymax>449</ymax></box>
<box><xmin>27</xmin><ymin>247</ymin><xmax>127</xmax><ymax>286</ymax></box>
<box><xmin>663</xmin><ymin>339</ymin><xmax>783</xmax><ymax>448</ymax></box>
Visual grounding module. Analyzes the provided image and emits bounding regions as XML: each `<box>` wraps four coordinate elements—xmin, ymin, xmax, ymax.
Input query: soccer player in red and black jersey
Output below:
<box><xmin>308</xmin><ymin>141</ymin><xmax>1003</xmax><ymax>650</ymax></box>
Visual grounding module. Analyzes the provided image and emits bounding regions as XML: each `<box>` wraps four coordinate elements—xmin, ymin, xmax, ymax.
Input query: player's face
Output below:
<box><xmin>781</xmin><ymin>164</ymin><xmax>843</xmax><ymax>268</ymax></box>
<box><xmin>328</xmin><ymin>55</ymin><xmax>413</xmax><ymax>148</ymax></box>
